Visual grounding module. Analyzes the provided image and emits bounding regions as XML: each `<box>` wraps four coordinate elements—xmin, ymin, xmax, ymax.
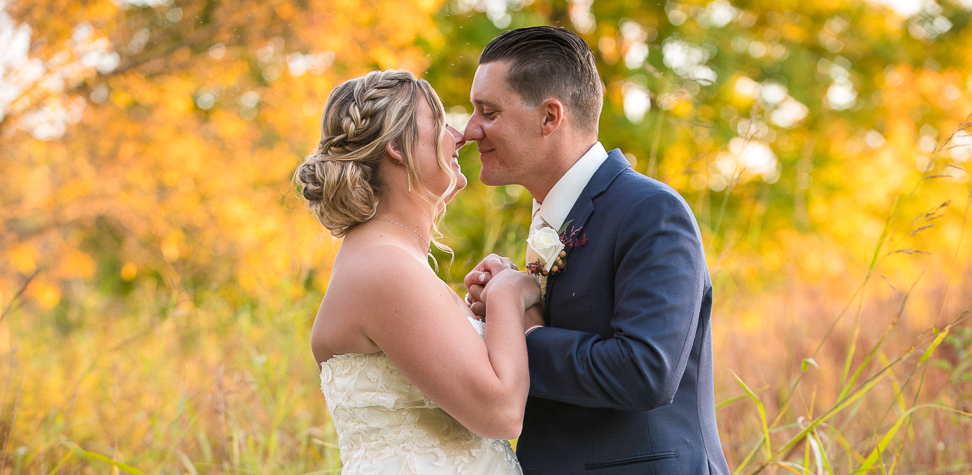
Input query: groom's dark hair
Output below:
<box><xmin>480</xmin><ymin>26</ymin><xmax>602</xmax><ymax>135</ymax></box>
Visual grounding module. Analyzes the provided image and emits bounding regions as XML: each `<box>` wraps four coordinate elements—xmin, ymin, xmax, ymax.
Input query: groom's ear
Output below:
<box><xmin>540</xmin><ymin>99</ymin><xmax>565</xmax><ymax>136</ymax></box>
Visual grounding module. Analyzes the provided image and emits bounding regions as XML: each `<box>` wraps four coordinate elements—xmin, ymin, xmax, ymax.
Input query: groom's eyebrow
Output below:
<box><xmin>472</xmin><ymin>98</ymin><xmax>500</xmax><ymax>109</ymax></box>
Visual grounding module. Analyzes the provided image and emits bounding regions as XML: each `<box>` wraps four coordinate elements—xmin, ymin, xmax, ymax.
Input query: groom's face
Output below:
<box><xmin>465</xmin><ymin>61</ymin><xmax>544</xmax><ymax>187</ymax></box>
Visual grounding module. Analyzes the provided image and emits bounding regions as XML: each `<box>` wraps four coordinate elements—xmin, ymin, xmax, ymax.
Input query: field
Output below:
<box><xmin>3</xmin><ymin>0</ymin><xmax>972</xmax><ymax>473</ymax></box>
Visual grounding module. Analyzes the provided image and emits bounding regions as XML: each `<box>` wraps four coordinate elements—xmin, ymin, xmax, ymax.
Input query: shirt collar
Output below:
<box><xmin>532</xmin><ymin>142</ymin><xmax>608</xmax><ymax>230</ymax></box>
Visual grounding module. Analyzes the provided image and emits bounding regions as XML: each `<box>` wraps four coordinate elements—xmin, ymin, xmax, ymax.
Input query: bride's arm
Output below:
<box><xmin>357</xmin><ymin>248</ymin><xmax>539</xmax><ymax>440</ymax></box>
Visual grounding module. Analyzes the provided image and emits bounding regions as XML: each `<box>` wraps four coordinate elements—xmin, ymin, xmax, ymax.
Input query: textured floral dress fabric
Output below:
<box><xmin>319</xmin><ymin>317</ymin><xmax>522</xmax><ymax>474</ymax></box>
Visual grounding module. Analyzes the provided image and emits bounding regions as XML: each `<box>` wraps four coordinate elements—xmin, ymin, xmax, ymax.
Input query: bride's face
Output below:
<box><xmin>413</xmin><ymin>97</ymin><xmax>467</xmax><ymax>203</ymax></box>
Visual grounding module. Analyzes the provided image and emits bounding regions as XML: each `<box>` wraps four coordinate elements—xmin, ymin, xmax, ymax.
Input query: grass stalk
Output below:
<box><xmin>732</xmin><ymin>371</ymin><xmax>772</xmax><ymax>459</ymax></box>
<box><xmin>59</xmin><ymin>441</ymin><xmax>147</xmax><ymax>475</ymax></box>
<box><xmin>837</xmin><ymin>276</ymin><xmax>917</xmax><ymax>402</ymax></box>
<box><xmin>0</xmin><ymin>269</ymin><xmax>39</xmax><ymax>325</ymax></box>
<box><xmin>856</xmin><ymin>404</ymin><xmax>972</xmax><ymax>472</ymax></box>
<box><xmin>750</xmin><ymin>345</ymin><xmax>917</xmax><ymax>474</ymax></box>
<box><xmin>0</xmin><ymin>373</ymin><xmax>22</xmax><ymax>475</ymax></box>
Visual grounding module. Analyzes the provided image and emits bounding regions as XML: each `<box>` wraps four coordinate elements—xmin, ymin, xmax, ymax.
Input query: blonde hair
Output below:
<box><xmin>295</xmin><ymin>70</ymin><xmax>458</xmax><ymax>254</ymax></box>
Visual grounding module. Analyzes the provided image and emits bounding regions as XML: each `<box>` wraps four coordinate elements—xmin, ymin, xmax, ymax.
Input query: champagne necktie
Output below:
<box><xmin>526</xmin><ymin>207</ymin><xmax>550</xmax><ymax>298</ymax></box>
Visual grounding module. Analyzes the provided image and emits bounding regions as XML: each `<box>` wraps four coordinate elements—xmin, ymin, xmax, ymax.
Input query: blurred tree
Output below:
<box><xmin>1</xmin><ymin>0</ymin><xmax>446</xmax><ymax>312</ymax></box>
<box><xmin>431</xmin><ymin>0</ymin><xmax>972</xmax><ymax>293</ymax></box>
<box><xmin>1</xmin><ymin>0</ymin><xmax>970</xmax><ymax>324</ymax></box>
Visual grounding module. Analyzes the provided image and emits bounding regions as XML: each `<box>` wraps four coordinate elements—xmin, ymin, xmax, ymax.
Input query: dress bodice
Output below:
<box><xmin>319</xmin><ymin>317</ymin><xmax>521</xmax><ymax>475</ymax></box>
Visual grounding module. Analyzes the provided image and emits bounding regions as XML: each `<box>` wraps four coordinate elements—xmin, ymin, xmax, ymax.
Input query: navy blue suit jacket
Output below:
<box><xmin>516</xmin><ymin>150</ymin><xmax>730</xmax><ymax>474</ymax></box>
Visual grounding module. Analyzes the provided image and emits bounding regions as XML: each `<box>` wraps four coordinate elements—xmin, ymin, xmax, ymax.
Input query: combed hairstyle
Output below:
<box><xmin>479</xmin><ymin>26</ymin><xmax>603</xmax><ymax>134</ymax></box>
<box><xmin>294</xmin><ymin>70</ymin><xmax>458</xmax><ymax>246</ymax></box>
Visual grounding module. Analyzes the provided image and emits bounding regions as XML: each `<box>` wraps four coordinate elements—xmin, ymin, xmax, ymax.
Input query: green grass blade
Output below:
<box><xmin>60</xmin><ymin>441</ymin><xmax>148</xmax><ymax>475</ymax></box>
<box><xmin>840</xmin><ymin>324</ymin><xmax>860</xmax><ymax>398</ymax></box>
<box><xmin>45</xmin><ymin>450</ymin><xmax>74</xmax><ymax>475</ymax></box>
<box><xmin>733</xmin><ymin>438</ymin><xmax>765</xmax><ymax>475</ymax></box>
<box><xmin>732</xmin><ymin>370</ymin><xmax>772</xmax><ymax>460</ymax></box>
<box><xmin>838</xmin><ymin>279</ymin><xmax>914</xmax><ymax>401</ymax></box>
<box><xmin>857</xmin><ymin>404</ymin><xmax>972</xmax><ymax>472</ymax></box>
<box><xmin>717</xmin><ymin>384</ymin><xmax>769</xmax><ymax>410</ymax></box>
<box><xmin>716</xmin><ymin>394</ymin><xmax>748</xmax><ymax>410</ymax></box>
<box><xmin>917</xmin><ymin>328</ymin><xmax>949</xmax><ymax>366</ymax></box>
<box><xmin>770</xmin><ymin>461</ymin><xmax>807</xmax><ymax>474</ymax></box>
<box><xmin>766</xmin><ymin>347</ymin><xmax>916</xmax><ymax>466</ymax></box>
<box><xmin>812</xmin><ymin>427</ymin><xmax>834</xmax><ymax>475</ymax></box>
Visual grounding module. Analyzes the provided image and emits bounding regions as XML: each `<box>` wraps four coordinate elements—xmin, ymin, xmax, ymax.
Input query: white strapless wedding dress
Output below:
<box><xmin>319</xmin><ymin>317</ymin><xmax>522</xmax><ymax>475</ymax></box>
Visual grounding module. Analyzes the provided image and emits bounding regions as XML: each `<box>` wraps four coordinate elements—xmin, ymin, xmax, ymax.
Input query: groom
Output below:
<box><xmin>463</xmin><ymin>27</ymin><xmax>730</xmax><ymax>474</ymax></box>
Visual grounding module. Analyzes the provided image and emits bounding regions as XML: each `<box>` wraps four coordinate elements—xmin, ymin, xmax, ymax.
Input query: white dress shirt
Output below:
<box><xmin>532</xmin><ymin>142</ymin><xmax>609</xmax><ymax>230</ymax></box>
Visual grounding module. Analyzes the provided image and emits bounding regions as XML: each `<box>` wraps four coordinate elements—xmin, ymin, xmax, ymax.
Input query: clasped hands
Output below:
<box><xmin>464</xmin><ymin>253</ymin><xmax>545</xmax><ymax>331</ymax></box>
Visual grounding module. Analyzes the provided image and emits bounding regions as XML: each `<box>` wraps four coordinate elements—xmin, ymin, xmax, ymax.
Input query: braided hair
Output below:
<box><xmin>295</xmin><ymin>70</ymin><xmax>448</xmax><ymax>238</ymax></box>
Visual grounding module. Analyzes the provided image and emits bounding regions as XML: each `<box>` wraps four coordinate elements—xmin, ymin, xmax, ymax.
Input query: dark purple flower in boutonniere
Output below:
<box><xmin>560</xmin><ymin>225</ymin><xmax>588</xmax><ymax>249</ymax></box>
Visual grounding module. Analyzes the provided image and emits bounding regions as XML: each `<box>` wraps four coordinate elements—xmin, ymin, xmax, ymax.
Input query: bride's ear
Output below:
<box><xmin>385</xmin><ymin>140</ymin><xmax>405</xmax><ymax>165</ymax></box>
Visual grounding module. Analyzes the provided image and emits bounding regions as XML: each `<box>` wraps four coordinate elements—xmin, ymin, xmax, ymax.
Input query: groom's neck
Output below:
<box><xmin>525</xmin><ymin>136</ymin><xmax>598</xmax><ymax>203</ymax></box>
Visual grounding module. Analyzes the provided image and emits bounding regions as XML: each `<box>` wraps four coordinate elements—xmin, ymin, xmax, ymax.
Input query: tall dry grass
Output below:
<box><xmin>0</xmin><ymin>283</ymin><xmax>343</xmax><ymax>474</ymax></box>
<box><xmin>713</xmin><ymin>116</ymin><xmax>972</xmax><ymax>473</ymax></box>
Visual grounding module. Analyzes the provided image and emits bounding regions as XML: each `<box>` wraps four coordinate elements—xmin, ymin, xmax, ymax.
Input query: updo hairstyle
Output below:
<box><xmin>295</xmin><ymin>70</ymin><xmax>449</xmax><ymax>238</ymax></box>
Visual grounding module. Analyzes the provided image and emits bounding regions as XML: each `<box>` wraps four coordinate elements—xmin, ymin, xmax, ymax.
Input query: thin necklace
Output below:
<box><xmin>373</xmin><ymin>218</ymin><xmax>430</xmax><ymax>250</ymax></box>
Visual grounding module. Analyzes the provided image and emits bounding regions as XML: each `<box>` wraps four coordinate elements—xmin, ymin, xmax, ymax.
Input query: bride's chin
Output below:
<box><xmin>442</xmin><ymin>178</ymin><xmax>467</xmax><ymax>204</ymax></box>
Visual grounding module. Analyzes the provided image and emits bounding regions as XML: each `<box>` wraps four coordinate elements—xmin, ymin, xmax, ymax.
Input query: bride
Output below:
<box><xmin>295</xmin><ymin>70</ymin><xmax>538</xmax><ymax>474</ymax></box>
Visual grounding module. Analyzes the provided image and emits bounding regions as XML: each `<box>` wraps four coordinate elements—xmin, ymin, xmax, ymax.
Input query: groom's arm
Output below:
<box><xmin>525</xmin><ymin>190</ymin><xmax>705</xmax><ymax>412</ymax></box>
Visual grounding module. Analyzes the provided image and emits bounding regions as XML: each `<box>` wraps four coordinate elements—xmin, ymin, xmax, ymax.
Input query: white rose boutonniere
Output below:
<box><xmin>526</xmin><ymin>223</ymin><xmax>589</xmax><ymax>277</ymax></box>
<box><xmin>526</xmin><ymin>227</ymin><xmax>565</xmax><ymax>274</ymax></box>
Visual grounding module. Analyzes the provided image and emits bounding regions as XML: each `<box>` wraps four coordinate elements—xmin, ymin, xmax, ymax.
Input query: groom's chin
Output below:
<box><xmin>478</xmin><ymin>170</ymin><xmax>506</xmax><ymax>187</ymax></box>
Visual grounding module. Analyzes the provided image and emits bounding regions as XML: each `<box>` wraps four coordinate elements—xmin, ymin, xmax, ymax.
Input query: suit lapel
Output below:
<box><xmin>544</xmin><ymin>189</ymin><xmax>593</xmax><ymax>312</ymax></box>
<box><xmin>544</xmin><ymin>149</ymin><xmax>630</xmax><ymax>311</ymax></box>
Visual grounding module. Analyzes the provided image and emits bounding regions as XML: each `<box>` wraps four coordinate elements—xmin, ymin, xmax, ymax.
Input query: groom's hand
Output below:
<box><xmin>464</xmin><ymin>253</ymin><xmax>517</xmax><ymax>317</ymax></box>
<box><xmin>524</xmin><ymin>304</ymin><xmax>546</xmax><ymax>332</ymax></box>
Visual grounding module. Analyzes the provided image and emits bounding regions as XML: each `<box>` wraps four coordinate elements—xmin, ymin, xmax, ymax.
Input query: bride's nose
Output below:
<box><xmin>448</xmin><ymin>125</ymin><xmax>467</xmax><ymax>150</ymax></box>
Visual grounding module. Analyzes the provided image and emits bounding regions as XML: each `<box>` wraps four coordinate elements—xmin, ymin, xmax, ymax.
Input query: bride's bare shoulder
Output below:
<box><xmin>313</xmin><ymin>243</ymin><xmax>439</xmax><ymax>361</ymax></box>
<box><xmin>334</xmin><ymin>243</ymin><xmax>437</xmax><ymax>290</ymax></box>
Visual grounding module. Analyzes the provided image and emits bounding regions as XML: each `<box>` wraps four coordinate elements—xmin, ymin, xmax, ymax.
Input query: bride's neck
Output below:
<box><xmin>363</xmin><ymin>196</ymin><xmax>436</xmax><ymax>255</ymax></box>
<box><xmin>375</xmin><ymin>194</ymin><xmax>435</xmax><ymax>230</ymax></box>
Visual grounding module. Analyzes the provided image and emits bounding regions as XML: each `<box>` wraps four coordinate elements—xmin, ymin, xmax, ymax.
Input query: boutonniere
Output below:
<box><xmin>526</xmin><ymin>222</ymin><xmax>588</xmax><ymax>276</ymax></box>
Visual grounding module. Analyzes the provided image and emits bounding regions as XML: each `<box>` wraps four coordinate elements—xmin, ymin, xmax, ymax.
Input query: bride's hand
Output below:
<box><xmin>464</xmin><ymin>254</ymin><xmax>518</xmax><ymax>316</ymax></box>
<box><xmin>479</xmin><ymin>268</ymin><xmax>542</xmax><ymax>310</ymax></box>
